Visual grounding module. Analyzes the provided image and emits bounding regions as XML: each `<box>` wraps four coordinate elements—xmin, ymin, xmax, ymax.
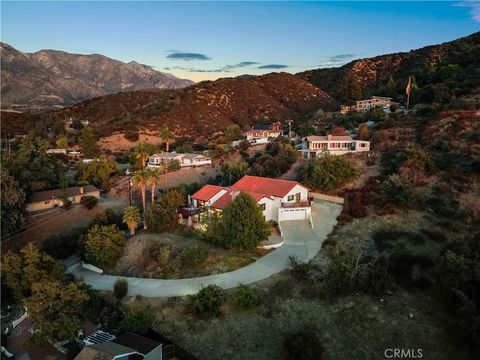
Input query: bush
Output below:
<box><xmin>178</xmin><ymin>245</ymin><xmax>208</xmax><ymax>268</ymax></box>
<box><xmin>41</xmin><ymin>228</ymin><xmax>84</xmax><ymax>259</ymax></box>
<box><xmin>82</xmin><ymin>225</ymin><xmax>126</xmax><ymax>267</ymax></box>
<box><xmin>233</xmin><ymin>284</ymin><xmax>259</xmax><ymax>309</ymax></box>
<box><xmin>124</xmin><ymin>131</ymin><xmax>139</xmax><ymax>142</ymax></box>
<box><xmin>114</xmin><ymin>278</ymin><xmax>128</xmax><ymax>300</ymax></box>
<box><xmin>120</xmin><ymin>301</ymin><xmax>155</xmax><ymax>334</ymax></box>
<box><xmin>80</xmin><ymin>195</ymin><xmax>97</xmax><ymax>209</ymax></box>
<box><xmin>284</xmin><ymin>329</ymin><xmax>324</xmax><ymax>360</ymax></box>
<box><xmin>188</xmin><ymin>285</ymin><xmax>225</xmax><ymax>316</ymax></box>
<box><xmin>288</xmin><ymin>256</ymin><xmax>315</xmax><ymax>281</ymax></box>
<box><xmin>299</xmin><ymin>155</ymin><xmax>356</xmax><ymax>191</ymax></box>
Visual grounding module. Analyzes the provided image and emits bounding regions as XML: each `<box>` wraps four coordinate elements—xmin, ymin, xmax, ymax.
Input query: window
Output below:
<box><xmin>259</xmin><ymin>203</ymin><xmax>266</xmax><ymax>211</ymax></box>
<box><xmin>44</xmin><ymin>201</ymin><xmax>50</xmax><ymax>205</ymax></box>
<box><xmin>287</xmin><ymin>195</ymin><xmax>294</xmax><ymax>201</ymax></box>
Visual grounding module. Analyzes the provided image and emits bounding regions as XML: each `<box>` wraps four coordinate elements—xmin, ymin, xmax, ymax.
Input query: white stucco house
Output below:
<box><xmin>190</xmin><ymin>176</ymin><xmax>312</xmax><ymax>224</ymax></box>
<box><xmin>245</xmin><ymin>122</ymin><xmax>283</xmax><ymax>144</ymax></box>
<box><xmin>148</xmin><ymin>152</ymin><xmax>212</xmax><ymax>168</ymax></box>
<box><xmin>300</xmin><ymin>135</ymin><xmax>370</xmax><ymax>158</ymax></box>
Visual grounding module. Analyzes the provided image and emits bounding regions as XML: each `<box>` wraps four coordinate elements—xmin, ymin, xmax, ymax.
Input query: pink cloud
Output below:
<box><xmin>455</xmin><ymin>1</ymin><xmax>480</xmax><ymax>22</ymax></box>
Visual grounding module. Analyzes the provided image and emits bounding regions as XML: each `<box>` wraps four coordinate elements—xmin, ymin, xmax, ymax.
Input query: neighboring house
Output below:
<box><xmin>190</xmin><ymin>175</ymin><xmax>312</xmax><ymax>224</ymax></box>
<box><xmin>245</xmin><ymin>122</ymin><xmax>283</xmax><ymax>144</ymax></box>
<box><xmin>300</xmin><ymin>135</ymin><xmax>370</xmax><ymax>158</ymax></box>
<box><xmin>25</xmin><ymin>185</ymin><xmax>100</xmax><ymax>212</ymax></box>
<box><xmin>75</xmin><ymin>332</ymin><xmax>163</xmax><ymax>360</ymax></box>
<box><xmin>46</xmin><ymin>148</ymin><xmax>68</xmax><ymax>155</ymax></box>
<box><xmin>148</xmin><ymin>152</ymin><xmax>211</xmax><ymax>168</ymax></box>
<box><xmin>340</xmin><ymin>96</ymin><xmax>397</xmax><ymax>113</ymax></box>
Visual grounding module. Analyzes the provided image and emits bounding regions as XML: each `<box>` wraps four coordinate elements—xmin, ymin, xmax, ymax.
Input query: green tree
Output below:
<box><xmin>387</xmin><ymin>76</ymin><xmax>397</xmax><ymax>98</ymax></box>
<box><xmin>24</xmin><ymin>281</ymin><xmax>89</xmax><ymax>343</ymax></box>
<box><xmin>341</xmin><ymin>72</ymin><xmax>362</xmax><ymax>105</ymax></box>
<box><xmin>120</xmin><ymin>301</ymin><xmax>155</xmax><ymax>334</ymax></box>
<box><xmin>1</xmin><ymin>243</ymin><xmax>65</xmax><ymax>301</ymax></box>
<box><xmin>188</xmin><ymin>284</ymin><xmax>225</xmax><ymax>316</ymax></box>
<box><xmin>299</xmin><ymin>155</ymin><xmax>357</xmax><ymax>191</ymax></box>
<box><xmin>1</xmin><ymin>169</ymin><xmax>26</xmax><ymax>236</ymax></box>
<box><xmin>225</xmin><ymin>124</ymin><xmax>241</xmax><ymax>142</ymax></box>
<box><xmin>132</xmin><ymin>169</ymin><xmax>149</xmax><ymax>217</ymax></box>
<box><xmin>233</xmin><ymin>284</ymin><xmax>259</xmax><ymax>309</ymax></box>
<box><xmin>161</xmin><ymin>127</ymin><xmax>175</xmax><ymax>188</ymax></box>
<box><xmin>83</xmin><ymin>224</ymin><xmax>126</xmax><ymax>267</ymax></box>
<box><xmin>55</xmin><ymin>136</ymin><xmax>69</xmax><ymax>149</ymax></box>
<box><xmin>113</xmin><ymin>278</ymin><xmax>128</xmax><ymax>300</ymax></box>
<box><xmin>134</xmin><ymin>142</ymin><xmax>156</xmax><ymax>169</ymax></box>
<box><xmin>220</xmin><ymin>160</ymin><xmax>248</xmax><ymax>186</ymax></box>
<box><xmin>78</xmin><ymin>156</ymin><xmax>118</xmax><ymax>189</ymax></box>
<box><xmin>123</xmin><ymin>206</ymin><xmax>141</xmax><ymax>236</ymax></box>
<box><xmin>79</xmin><ymin>128</ymin><xmax>100</xmax><ymax>158</ymax></box>
<box><xmin>218</xmin><ymin>192</ymin><xmax>270</xmax><ymax>250</ymax></box>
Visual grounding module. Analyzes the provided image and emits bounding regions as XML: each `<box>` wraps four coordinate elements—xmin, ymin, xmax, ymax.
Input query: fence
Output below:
<box><xmin>310</xmin><ymin>192</ymin><xmax>344</xmax><ymax>204</ymax></box>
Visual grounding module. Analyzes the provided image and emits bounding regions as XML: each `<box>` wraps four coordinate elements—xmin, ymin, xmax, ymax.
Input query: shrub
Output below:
<box><xmin>82</xmin><ymin>225</ymin><xmax>126</xmax><ymax>267</ymax></box>
<box><xmin>41</xmin><ymin>228</ymin><xmax>84</xmax><ymax>259</ymax></box>
<box><xmin>188</xmin><ymin>285</ymin><xmax>225</xmax><ymax>316</ymax></box>
<box><xmin>178</xmin><ymin>245</ymin><xmax>208</xmax><ymax>268</ymax></box>
<box><xmin>288</xmin><ymin>256</ymin><xmax>315</xmax><ymax>281</ymax></box>
<box><xmin>299</xmin><ymin>155</ymin><xmax>356</xmax><ymax>191</ymax></box>
<box><xmin>80</xmin><ymin>195</ymin><xmax>97</xmax><ymax>209</ymax></box>
<box><xmin>114</xmin><ymin>278</ymin><xmax>128</xmax><ymax>300</ymax></box>
<box><xmin>120</xmin><ymin>301</ymin><xmax>154</xmax><ymax>334</ymax></box>
<box><xmin>233</xmin><ymin>284</ymin><xmax>259</xmax><ymax>309</ymax></box>
<box><xmin>284</xmin><ymin>329</ymin><xmax>324</xmax><ymax>360</ymax></box>
<box><xmin>124</xmin><ymin>131</ymin><xmax>139</xmax><ymax>142</ymax></box>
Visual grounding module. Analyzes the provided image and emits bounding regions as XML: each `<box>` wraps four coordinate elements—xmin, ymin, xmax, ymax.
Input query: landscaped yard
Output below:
<box><xmin>109</xmin><ymin>227</ymin><xmax>271</xmax><ymax>279</ymax></box>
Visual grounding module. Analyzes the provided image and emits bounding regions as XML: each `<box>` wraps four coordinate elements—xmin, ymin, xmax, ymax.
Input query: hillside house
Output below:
<box><xmin>300</xmin><ymin>135</ymin><xmax>370</xmax><ymax>158</ymax></box>
<box><xmin>25</xmin><ymin>185</ymin><xmax>100</xmax><ymax>212</ymax></box>
<box><xmin>340</xmin><ymin>96</ymin><xmax>396</xmax><ymax>114</ymax></box>
<box><xmin>148</xmin><ymin>152</ymin><xmax>212</xmax><ymax>168</ymax></box>
<box><xmin>245</xmin><ymin>122</ymin><xmax>283</xmax><ymax>144</ymax></box>
<box><xmin>189</xmin><ymin>176</ymin><xmax>312</xmax><ymax>224</ymax></box>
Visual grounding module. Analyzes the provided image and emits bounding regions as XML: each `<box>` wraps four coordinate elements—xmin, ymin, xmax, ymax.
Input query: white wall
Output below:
<box><xmin>278</xmin><ymin>207</ymin><xmax>311</xmax><ymax>222</ymax></box>
<box><xmin>281</xmin><ymin>184</ymin><xmax>309</xmax><ymax>204</ymax></box>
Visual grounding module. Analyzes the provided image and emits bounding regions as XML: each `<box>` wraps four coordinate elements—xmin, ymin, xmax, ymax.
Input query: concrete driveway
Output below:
<box><xmin>69</xmin><ymin>199</ymin><xmax>342</xmax><ymax>298</ymax></box>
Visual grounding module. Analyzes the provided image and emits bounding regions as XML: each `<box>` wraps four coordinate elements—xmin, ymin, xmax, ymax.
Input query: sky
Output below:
<box><xmin>1</xmin><ymin>1</ymin><xmax>479</xmax><ymax>82</ymax></box>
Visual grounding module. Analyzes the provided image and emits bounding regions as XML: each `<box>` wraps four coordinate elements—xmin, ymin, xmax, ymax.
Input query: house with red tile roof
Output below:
<box><xmin>190</xmin><ymin>176</ymin><xmax>312</xmax><ymax>224</ymax></box>
<box><xmin>300</xmin><ymin>134</ymin><xmax>370</xmax><ymax>158</ymax></box>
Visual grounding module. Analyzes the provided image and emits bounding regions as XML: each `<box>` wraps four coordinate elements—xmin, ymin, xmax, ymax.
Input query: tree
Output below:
<box><xmin>158</xmin><ymin>190</ymin><xmax>185</xmax><ymax>213</ymax></box>
<box><xmin>134</xmin><ymin>142</ymin><xmax>156</xmax><ymax>169</ymax></box>
<box><xmin>1</xmin><ymin>243</ymin><xmax>65</xmax><ymax>301</ymax></box>
<box><xmin>82</xmin><ymin>224</ymin><xmax>126</xmax><ymax>267</ymax></box>
<box><xmin>24</xmin><ymin>281</ymin><xmax>89</xmax><ymax>343</ymax></box>
<box><xmin>79</xmin><ymin>128</ymin><xmax>100</xmax><ymax>158</ymax></box>
<box><xmin>55</xmin><ymin>136</ymin><xmax>69</xmax><ymax>149</ymax></box>
<box><xmin>299</xmin><ymin>155</ymin><xmax>357</xmax><ymax>191</ymax></box>
<box><xmin>132</xmin><ymin>169</ymin><xmax>149</xmax><ymax>217</ymax></box>
<box><xmin>387</xmin><ymin>76</ymin><xmax>397</xmax><ymax>98</ymax></box>
<box><xmin>120</xmin><ymin>301</ymin><xmax>155</xmax><ymax>334</ymax></box>
<box><xmin>1</xmin><ymin>169</ymin><xmax>26</xmax><ymax>236</ymax></box>
<box><xmin>233</xmin><ymin>284</ymin><xmax>259</xmax><ymax>309</ymax></box>
<box><xmin>358</xmin><ymin>124</ymin><xmax>369</xmax><ymax>139</ymax></box>
<box><xmin>113</xmin><ymin>278</ymin><xmax>128</xmax><ymax>300</ymax></box>
<box><xmin>220</xmin><ymin>161</ymin><xmax>248</xmax><ymax>186</ymax></box>
<box><xmin>161</xmin><ymin>127</ymin><xmax>175</xmax><ymax>188</ymax></box>
<box><xmin>123</xmin><ymin>206</ymin><xmax>141</xmax><ymax>236</ymax></box>
<box><xmin>145</xmin><ymin>167</ymin><xmax>163</xmax><ymax>204</ymax></box>
<box><xmin>218</xmin><ymin>192</ymin><xmax>270</xmax><ymax>250</ymax></box>
<box><xmin>78</xmin><ymin>156</ymin><xmax>118</xmax><ymax>189</ymax></box>
<box><xmin>341</xmin><ymin>72</ymin><xmax>362</xmax><ymax>105</ymax></box>
<box><xmin>225</xmin><ymin>124</ymin><xmax>241</xmax><ymax>142</ymax></box>
<box><xmin>144</xmin><ymin>190</ymin><xmax>184</xmax><ymax>231</ymax></box>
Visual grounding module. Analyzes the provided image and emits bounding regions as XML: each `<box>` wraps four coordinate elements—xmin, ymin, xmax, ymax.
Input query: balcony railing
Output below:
<box><xmin>281</xmin><ymin>199</ymin><xmax>312</xmax><ymax>208</ymax></box>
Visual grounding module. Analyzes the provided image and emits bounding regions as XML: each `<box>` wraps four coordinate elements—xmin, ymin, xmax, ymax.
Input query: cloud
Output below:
<box><xmin>315</xmin><ymin>54</ymin><xmax>359</xmax><ymax>68</ymax></box>
<box><xmin>329</xmin><ymin>54</ymin><xmax>356</xmax><ymax>61</ymax></box>
<box><xmin>223</xmin><ymin>61</ymin><xmax>259</xmax><ymax>71</ymax></box>
<box><xmin>168</xmin><ymin>61</ymin><xmax>259</xmax><ymax>73</ymax></box>
<box><xmin>455</xmin><ymin>1</ymin><xmax>480</xmax><ymax>22</ymax></box>
<box><xmin>258</xmin><ymin>64</ymin><xmax>289</xmax><ymax>69</ymax></box>
<box><xmin>166</xmin><ymin>52</ymin><xmax>211</xmax><ymax>61</ymax></box>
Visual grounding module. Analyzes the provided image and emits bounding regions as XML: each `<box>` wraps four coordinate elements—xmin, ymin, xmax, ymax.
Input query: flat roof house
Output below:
<box><xmin>148</xmin><ymin>152</ymin><xmax>211</xmax><ymax>168</ymax></box>
<box><xmin>190</xmin><ymin>176</ymin><xmax>312</xmax><ymax>226</ymax></box>
<box><xmin>300</xmin><ymin>135</ymin><xmax>370</xmax><ymax>158</ymax></box>
<box><xmin>25</xmin><ymin>185</ymin><xmax>100</xmax><ymax>212</ymax></box>
<box><xmin>340</xmin><ymin>96</ymin><xmax>397</xmax><ymax>113</ymax></box>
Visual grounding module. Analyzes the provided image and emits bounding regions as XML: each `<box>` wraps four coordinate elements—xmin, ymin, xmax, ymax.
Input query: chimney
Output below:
<box><xmin>327</xmin><ymin>134</ymin><xmax>333</xmax><ymax>141</ymax></box>
<box><xmin>79</xmin><ymin>187</ymin><xmax>84</xmax><ymax>194</ymax></box>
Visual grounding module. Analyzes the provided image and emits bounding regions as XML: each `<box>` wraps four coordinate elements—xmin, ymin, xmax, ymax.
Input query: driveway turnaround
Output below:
<box><xmin>69</xmin><ymin>200</ymin><xmax>342</xmax><ymax>297</ymax></box>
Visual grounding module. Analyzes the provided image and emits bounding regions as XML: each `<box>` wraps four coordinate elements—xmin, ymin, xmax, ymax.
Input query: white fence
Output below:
<box><xmin>82</xmin><ymin>262</ymin><xmax>104</xmax><ymax>273</ymax></box>
<box><xmin>311</xmin><ymin>193</ymin><xmax>344</xmax><ymax>204</ymax></box>
<box><xmin>12</xmin><ymin>311</ymin><xmax>28</xmax><ymax>328</ymax></box>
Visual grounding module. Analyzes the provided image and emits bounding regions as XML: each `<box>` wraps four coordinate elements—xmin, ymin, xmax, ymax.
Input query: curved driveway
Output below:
<box><xmin>69</xmin><ymin>200</ymin><xmax>342</xmax><ymax>297</ymax></box>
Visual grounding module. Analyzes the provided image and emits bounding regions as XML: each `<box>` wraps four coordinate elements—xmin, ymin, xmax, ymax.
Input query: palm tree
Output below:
<box><xmin>123</xmin><ymin>206</ymin><xmax>141</xmax><ymax>236</ymax></box>
<box><xmin>132</xmin><ymin>170</ymin><xmax>149</xmax><ymax>228</ymax></box>
<box><xmin>161</xmin><ymin>127</ymin><xmax>175</xmax><ymax>188</ymax></box>
<box><xmin>145</xmin><ymin>166</ymin><xmax>163</xmax><ymax>205</ymax></box>
<box><xmin>134</xmin><ymin>142</ymin><xmax>155</xmax><ymax>170</ymax></box>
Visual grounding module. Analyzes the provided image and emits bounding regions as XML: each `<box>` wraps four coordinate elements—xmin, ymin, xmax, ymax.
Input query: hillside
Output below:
<box><xmin>298</xmin><ymin>32</ymin><xmax>480</xmax><ymax>103</ymax></box>
<box><xmin>0</xmin><ymin>43</ymin><xmax>193</xmax><ymax>108</ymax></box>
<box><xmin>2</xmin><ymin>72</ymin><xmax>334</xmax><ymax>140</ymax></box>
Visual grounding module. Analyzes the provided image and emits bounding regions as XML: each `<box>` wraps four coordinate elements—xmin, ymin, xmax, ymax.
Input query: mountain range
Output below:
<box><xmin>0</xmin><ymin>43</ymin><xmax>193</xmax><ymax>108</ymax></box>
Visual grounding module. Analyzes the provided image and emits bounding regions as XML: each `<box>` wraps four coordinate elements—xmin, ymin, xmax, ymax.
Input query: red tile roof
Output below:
<box><xmin>210</xmin><ymin>190</ymin><xmax>267</xmax><ymax>210</ymax></box>
<box><xmin>191</xmin><ymin>184</ymin><xmax>225</xmax><ymax>201</ymax></box>
<box><xmin>305</xmin><ymin>135</ymin><xmax>352</xmax><ymax>142</ymax></box>
<box><xmin>231</xmin><ymin>175</ymin><xmax>307</xmax><ymax>198</ymax></box>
